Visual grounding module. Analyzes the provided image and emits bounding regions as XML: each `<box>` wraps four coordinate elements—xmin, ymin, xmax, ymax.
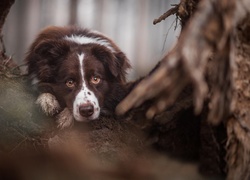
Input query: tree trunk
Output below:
<box><xmin>116</xmin><ymin>0</ymin><xmax>250</xmax><ymax>179</ymax></box>
<box><xmin>226</xmin><ymin>15</ymin><xmax>250</xmax><ymax>180</ymax></box>
<box><xmin>0</xmin><ymin>0</ymin><xmax>54</xmax><ymax>153</ymax></box>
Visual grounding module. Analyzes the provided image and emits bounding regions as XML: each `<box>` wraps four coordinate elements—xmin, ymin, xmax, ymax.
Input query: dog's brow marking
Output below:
<box><xmin>64</xmin><ymin>35</ymin><xmax>115</xmax><ymax>53</ymax></box>
<box><xmin>78</xmin><ymin>53</ymin><xmax>85</xmax><ymax>81</ymax></box>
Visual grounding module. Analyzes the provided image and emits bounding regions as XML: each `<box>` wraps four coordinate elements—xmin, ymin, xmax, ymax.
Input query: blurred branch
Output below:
<box><xmin>0</xmin><ymin>0</ymin><xmax>15</xmax><ymax>33</ymax></box>
<box><xmin>153</xmin><ymin>5</ymin><xmax>178</xmax><ymax>25</ymax></box>
<box><xmin>153</xmin><ymin>0</ymin><xmax>200</xmax><ymax>27</ymax></box>
<box><xmin>117</xmin><ymin>0</ymin><xmax>236</xmax><ymax>124</ymax></box>
<box><xmin>117</xmin><ymin>0</ymin><xmax>250</xmax><ymax>179</ymax></box>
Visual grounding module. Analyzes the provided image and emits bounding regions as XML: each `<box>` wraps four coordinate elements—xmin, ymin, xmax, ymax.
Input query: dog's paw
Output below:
<box><xmin>56</xmin><ymin>108</ymin><xmax>74</xmax><ymax>129</ymax></box>
<box><xmin>36</xmin><ymin>93</ymin><xmax>61</xmax><ymax>116</ymax></box>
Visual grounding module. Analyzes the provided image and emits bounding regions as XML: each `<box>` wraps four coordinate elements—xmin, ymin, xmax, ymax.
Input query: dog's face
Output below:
<box><xmin>26</xmin><ymin>26</ymin><xmax>130</xmax><ymax>122</ymax></box>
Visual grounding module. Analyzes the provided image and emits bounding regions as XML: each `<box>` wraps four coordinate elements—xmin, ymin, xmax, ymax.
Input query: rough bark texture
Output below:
<box><xmin>116</xmin><ymin>0</ymin><xmax>250</xmax><ymax>179</ymax></box>
<box><xmin>116</xmin><ymin>0</ymin><xmax>236</xmax><ymax>124</ymax></box>
<box><xmin>226</xmin><ymin>15</ymin><xmax>250</xmax><ymax>180</ymax></box>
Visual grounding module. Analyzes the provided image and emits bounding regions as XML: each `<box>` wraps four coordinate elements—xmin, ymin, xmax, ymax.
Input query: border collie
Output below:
<box><xmin>25</xmin><ymin>26</ymin><xmax>131</xmax><ymax>128</ymax></box>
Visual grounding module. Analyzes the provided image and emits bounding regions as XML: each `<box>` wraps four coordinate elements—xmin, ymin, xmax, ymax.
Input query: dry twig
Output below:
<box><xmin>153</xmin><ymin>5</ymin><xmax>178</xmax><ymax>25</ymax></box>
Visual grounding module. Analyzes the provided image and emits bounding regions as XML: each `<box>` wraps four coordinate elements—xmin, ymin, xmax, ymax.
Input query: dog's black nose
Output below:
<box><xmin>79</xmin><ymin>104</ymin><xmax>94</xmax><ymax>117</ymax></box>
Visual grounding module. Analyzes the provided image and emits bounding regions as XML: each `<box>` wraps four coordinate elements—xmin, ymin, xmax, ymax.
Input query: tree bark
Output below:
<box><xmin>0</xmin><ymin>0</ymin><xmax>53</xmax><ymax>153</ymax></box>
<box><xmin>0</xmin><ymin>0</ymin><xmax>16</xmax><ymax>70</ymax></box>
<box><xmin>226</xmin><ymin>14</ymin><xmax>250</xmax><ymax>180</ymax></box>
<box><xmin>116</xmin><ymin>0</ymin><xmax>250</xmax><ymax>179</ymax></box>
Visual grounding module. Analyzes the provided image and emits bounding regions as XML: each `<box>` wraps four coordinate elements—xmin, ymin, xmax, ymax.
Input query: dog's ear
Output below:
<box><xmin>25</xmin><ymin>40</ymin><xmax>70</xmax><ymax>83</ymax></box>
<box><xmin>34</xmin><ymin>40</ymin><xmax>70</xmax><ymax>62</ymax></box>
<box><xmin>92</xmin><ymin>46</ymin><xmax>131</xmax><ymax>83</ymax></box>
<box><xmin>113</xmin><ymin>51</ymin><xmax>131</xmax><ymax>83</ymax></box>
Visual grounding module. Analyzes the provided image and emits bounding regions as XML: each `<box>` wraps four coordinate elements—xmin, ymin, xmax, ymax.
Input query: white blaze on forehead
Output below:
<box><xmin>78</xmin><ymin>54</ymin><xmax>85</xmax><ymax>80</ymax></box>
<box><xmin>64</xmin><ymin>35</ymin><xmax>116</xmax><ymax>53</ymax></box>
<box><xmin>73</xmin><ymin>53</ymin><xmax>100</xmax><ymax>122</ymax></box>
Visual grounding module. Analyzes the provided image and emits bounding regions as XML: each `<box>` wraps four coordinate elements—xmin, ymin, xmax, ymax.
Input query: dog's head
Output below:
<box><xmin>26</xmin><ymin>26</ymin><xmax>131</xmax><ymax>122</ymax></box>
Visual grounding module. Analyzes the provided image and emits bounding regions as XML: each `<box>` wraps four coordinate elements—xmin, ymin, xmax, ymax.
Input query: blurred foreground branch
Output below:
<box><xmin>153</xmin><ymin>0</ymin><xmax>199</xmax><ymax>27</ymax></box>
<box><xmin>117</xmin><ymin>0</ymin><xmax>236</xmax><ymax>124</ymax></box>
<box><xmin>117</xmin><ymin>0</ymin><xmax>250</xmax><ymax>179</ymax></box>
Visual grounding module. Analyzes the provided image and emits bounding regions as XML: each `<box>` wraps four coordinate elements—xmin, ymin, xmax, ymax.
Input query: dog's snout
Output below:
<box><xmin>79</xmin><ymin>104</ymin><xmax>94</xmax><ymax>117</ymax></box>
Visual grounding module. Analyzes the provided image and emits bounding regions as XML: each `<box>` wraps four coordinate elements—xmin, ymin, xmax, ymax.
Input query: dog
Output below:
<box><xmin>25</xmin><ymin>26</ymin><xmax>131</xmax><ymax>128</ymax></box>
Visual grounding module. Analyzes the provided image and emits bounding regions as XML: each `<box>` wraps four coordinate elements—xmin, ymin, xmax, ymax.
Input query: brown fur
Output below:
<box><xmin>25</xmin><ymin>26</ymin><xmax>131</xmax><ymax>127</ymax></box>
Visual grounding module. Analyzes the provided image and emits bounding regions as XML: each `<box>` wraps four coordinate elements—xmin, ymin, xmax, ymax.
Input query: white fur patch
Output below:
<box><xmin>64</xmin><ymin>35</ymin><xmax>115</xmax><ymax>53</ymax></box>
<box><xmin>36</xmin><ymin>93</ymin><xmax>60</xmax><ymax>116</ymax></box>
<box><xmin>56</xmin><ymin>108</ymin><xmax>74</xmax><ymax>129</ymax></box>
<box><xmin>73</xmin><ymin>53</ymin><xmax>100</xmax><ymax>122</ymax></box>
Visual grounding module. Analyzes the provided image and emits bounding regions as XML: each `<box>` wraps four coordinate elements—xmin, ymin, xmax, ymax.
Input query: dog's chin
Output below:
<box><xmin>73</xmin><ymin>114</ymin><xmax>99</xmax><ymax>122</ymax></box>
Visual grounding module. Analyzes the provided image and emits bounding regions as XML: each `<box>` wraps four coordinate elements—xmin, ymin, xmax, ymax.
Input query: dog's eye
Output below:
<box><xmin>90</xmin><ymin>76</ymin><xmax>101</xmax><ymax>85</ymax></box>
<box><xmin>66</xmin><ymin>79</ymin><xmax>75</xmax><ymax>88</ymax></box>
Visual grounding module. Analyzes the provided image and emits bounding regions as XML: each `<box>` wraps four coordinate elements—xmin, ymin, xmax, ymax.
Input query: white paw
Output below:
<box><xmin>56</xmin><ymin>108</ymin><xmax>74</xmax><ymax>129</ymax></box>
<box><xmin>36</xmin><ymin>93</ymin><xmax>61</xmax><ymax>116</ymax></box>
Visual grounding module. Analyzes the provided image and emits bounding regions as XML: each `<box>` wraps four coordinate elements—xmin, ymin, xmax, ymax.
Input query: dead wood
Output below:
<box><xmin>153</xmin><ymin>0</ymin><xmax>199</xmax><ymax>27</ymax></box>
<box><xmin>226</xmin><ymin>14</ymin><xmax>250</xmax><ymax>180</ymax></box>
<box><xmin>117</xmin><ymin>0</ymin><xmax>250</xmax><ymax>179</ymax></box>
<box><xmin>153</xmin><ymin>5</ymin><xmax>179</xmax><ymax>25</ymax></box>
<box><xmin>116</xmin><ymin>0</ymin><xmax>236</xmax><ymax>124</ymax></box>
